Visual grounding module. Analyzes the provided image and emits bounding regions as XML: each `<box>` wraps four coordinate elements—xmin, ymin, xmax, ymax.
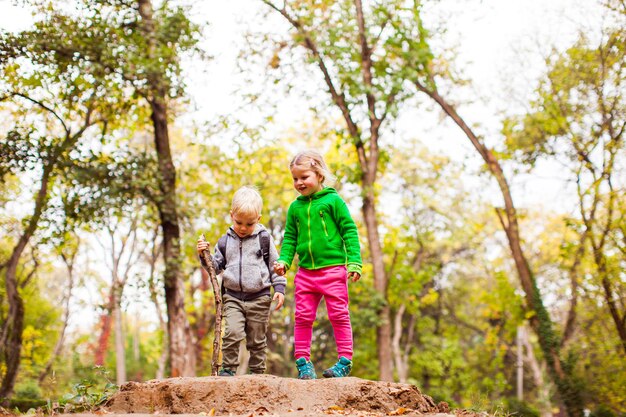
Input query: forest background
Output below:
<box><xmin>0</xmin><ymin>1</ymin><xmax>624</xmax><ymax>417</ymax></box>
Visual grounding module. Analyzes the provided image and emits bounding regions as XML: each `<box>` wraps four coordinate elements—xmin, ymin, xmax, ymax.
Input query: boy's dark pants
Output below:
<box><xmin>221</xmin><ymin>293</ymin><xmax>272</xmax><ymax>374</ymax></box>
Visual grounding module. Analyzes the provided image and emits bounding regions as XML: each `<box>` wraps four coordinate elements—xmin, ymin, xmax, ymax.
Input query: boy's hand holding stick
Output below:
<box><xmin>198</xmin><ymin>234</ymin><xmax>222</xmax><ymax>376</ymax></box>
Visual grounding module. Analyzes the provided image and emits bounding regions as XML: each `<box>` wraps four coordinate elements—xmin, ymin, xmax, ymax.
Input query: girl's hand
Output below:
<box><xmin>348</xmin><ymin>272</ymin><xmax>361</xmax><ymax>282</ymax></box>
<box><xmin>273</xmin><ymin>261</ymin><xmax>286</xmax><ymax>276</ymax></box>
<box><xmin>197</xmin><ymin>239</ymin><xmax>210</xmax><ymax>255</ymax></box>
<box><xmin>273</xmin><ymin>292</ymin><xmax>285</xmax><ymax>310</ymax></box>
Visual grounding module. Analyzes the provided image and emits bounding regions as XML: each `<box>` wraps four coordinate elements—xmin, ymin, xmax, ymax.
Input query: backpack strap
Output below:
<box><xmin>258</xmin><ymin>230</ymin><xmax>271</xmax><ymax>272</ymax></box>
<box><xmin>217</xmin><ymin>234</ymin><xmax>229</xmax><ymax>295</ymax></box>
<box><xmin>217</xmin><ymin>234</ymin><xmax>229</xmax><ymax>271</ymax></box>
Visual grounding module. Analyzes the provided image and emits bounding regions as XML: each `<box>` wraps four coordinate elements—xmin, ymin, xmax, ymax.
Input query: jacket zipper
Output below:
<box><xmin>320</xmin><ymin>211</ymin><xmax>329</xmax><ymax>237</ymax></box>
<box><xmin>307</xmin><ymin>197</ymin><xmax>314</xmax><ymax>268</ymax></box>
<box><xmin>238</xmin><ymin>239</ymin><xmax>243</xmax><ymax>291</ymax></box>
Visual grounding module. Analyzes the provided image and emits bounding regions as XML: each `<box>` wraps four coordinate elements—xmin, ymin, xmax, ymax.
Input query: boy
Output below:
<box><xmin>197</xmin><ymin>186</ymin><xmax>285</xmax><ymax>376</ymax></box>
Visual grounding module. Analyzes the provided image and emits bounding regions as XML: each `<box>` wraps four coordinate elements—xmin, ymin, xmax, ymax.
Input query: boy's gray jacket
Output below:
<box><xmin>207</xmin><ymin>224</ymin><xmax>286</xmax><ymax>296</ymax></box>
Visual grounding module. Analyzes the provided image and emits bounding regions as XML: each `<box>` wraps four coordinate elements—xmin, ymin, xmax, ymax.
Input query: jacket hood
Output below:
<box><xmin>226</xmin><ymin>223</ymin><xmax>266</xmax><ymax>239</ymax></box>
<box><xmin>296</xmin><ymin>187</ymin><xmax>337</xmax><ymax>201</ymax></box>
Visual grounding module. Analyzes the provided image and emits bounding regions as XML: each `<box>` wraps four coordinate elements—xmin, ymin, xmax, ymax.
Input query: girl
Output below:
<box><xmin>274</xmin><ymin>150</ymin><xmax>362</xmax><ymax>379</ymax></box>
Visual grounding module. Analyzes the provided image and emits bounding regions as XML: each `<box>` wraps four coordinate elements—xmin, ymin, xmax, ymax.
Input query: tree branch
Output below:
<box><xmin>9</xmin><ymin>92</ymin><xmax>70</xmax><ymax>134</ymax></box>
<box><xmin>261</xmin><ymin>0</ymin><xmax>367</xmax><ymax>171</ymax></box>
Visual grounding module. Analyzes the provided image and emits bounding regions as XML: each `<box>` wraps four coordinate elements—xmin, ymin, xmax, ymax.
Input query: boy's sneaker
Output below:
<box><xmin>218</xmin><ymin>368</ymin><xmax>235</xmax><ymax>376</ymax></box>
<box><xmin>295</xmin><ymin>357</ymin><xmax>317</xmax><ymax>380</ymax></box>
<box><xmin>322</xmin><ymin>356</ymin><xmax>352</xmax><ymax>378</ymax></box>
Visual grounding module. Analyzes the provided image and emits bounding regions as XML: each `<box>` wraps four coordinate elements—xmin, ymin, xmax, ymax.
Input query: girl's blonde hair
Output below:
<box><xmin>290</xmin><ymin>150</ymin><xmax>336</xmax><ymax>185</ymax></box>
<box><xmin>231</xmin><ymin>186</ymin><xmax>263</xmax><ymax>217</ymax></box>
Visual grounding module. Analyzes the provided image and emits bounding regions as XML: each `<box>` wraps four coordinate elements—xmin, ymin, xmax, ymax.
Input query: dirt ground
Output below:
<box><xmin>95</xmin><ymin>375</ymin><xmax>459</xmax><ymax>417</ymax></box>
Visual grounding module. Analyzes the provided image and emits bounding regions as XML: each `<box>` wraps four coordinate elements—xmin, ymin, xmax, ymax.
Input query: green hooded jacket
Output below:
<box><xmin>277</xmin><ymin>187</ymin><xmax>362</xmax><ymax>275</ymax></box>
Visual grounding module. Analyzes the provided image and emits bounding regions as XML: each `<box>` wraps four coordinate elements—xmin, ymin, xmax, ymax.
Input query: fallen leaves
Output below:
<box><xmin>388</xmin><ymin>407</ymin><xmax>413</xmax><ymax>415</ymax></box>
<box><xmin>326</xmin><ymin>405</ymin><xmax>345</xmax><ymax>412</ymax></box>
<box><xmin>321</xmin><ymin>405</ymin><xmax>415</xmax><ymax>417</ymax></box>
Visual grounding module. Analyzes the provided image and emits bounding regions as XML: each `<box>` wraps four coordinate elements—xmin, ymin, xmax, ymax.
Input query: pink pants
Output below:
<box><xmin>294</xmin><ymin>265</ymin><xmax>353</xmax><ymax>360</ymax></box>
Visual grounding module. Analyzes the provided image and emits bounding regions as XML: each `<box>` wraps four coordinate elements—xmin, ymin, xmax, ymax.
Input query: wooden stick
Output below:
<box><xmin>198</xmin><ymin>234</ymin><xmax>222</xmax><ymax>376</ymax></box>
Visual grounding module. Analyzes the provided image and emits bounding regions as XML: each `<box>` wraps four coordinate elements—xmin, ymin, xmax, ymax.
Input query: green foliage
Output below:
<box><xmin>8</xmin><ymin>381</ymin><xmax>46</xmax><ymax>412</ymax></box>
<box><xmin>501</xmin><ymin>20</ymin><xmax>626</xmax><ymax>414</ymax></box>
<box><xmin>0</xmin><ymin>130</ymin><xmax>41</xmax><ymax>181</ymax></box>
<box><xmin>54</xmin><ymin>367</ymin><xmax>117</xmax><ymax>413</ymax></box>
<box><xmin>13</xmin><ymin>380</ymin><xmax>41</xmax><ymax>400</ymax></box>
<box><xmin>589</xmin><ymin>405</ymin><xmax>620</xmax><ymax>417</ymax></box>
<box><xmin>59</xmin><ymin>149</ymin><xmax>160</xmax><ymax>226</ymax></box>
<box><xmin>6</xmin><ymin>398</ymin><xmax>47</xmax><ymax>413</ymax></box>
<box><xmin>502</xmin><ymin>30</ymin><xmax>625</xmax><ymax>167</ymax></box>
<box><xmin>572</xmin><ymin>306</ymin><xmax>626</xmax><ymax>412</ymax></box>
<box><xmin>505</xmin><ymin>398</ymin><xmax>540</xmax><ymax>417</ymax></box>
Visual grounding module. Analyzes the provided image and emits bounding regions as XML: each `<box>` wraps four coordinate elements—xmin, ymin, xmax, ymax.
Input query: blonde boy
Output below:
<box><xmin>197</xmin><ymin>186</ymin><xmax>285</xmax><ymax>375</ymax></box>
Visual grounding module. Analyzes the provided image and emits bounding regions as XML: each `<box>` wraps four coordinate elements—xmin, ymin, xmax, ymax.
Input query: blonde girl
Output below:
<box><xmin>274</xmin><ymin>150</ymin><xmax>362</xmax><ymax>379</ymax></box>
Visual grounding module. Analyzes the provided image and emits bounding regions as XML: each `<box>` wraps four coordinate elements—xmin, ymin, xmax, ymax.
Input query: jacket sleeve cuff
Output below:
<box><xmin>347</xmin><ymin>263</ymin><xmax>362</xmax><ymax>275</ymax></box>
<box><xmin>276</xmin><ymin>260</ymin><xmax>290</xmax><ymax>270</ymax></box>
<box><xmin>273</xmin><ymin>284</ymin><xmax>286</xmax><ymax>295</ymax></box>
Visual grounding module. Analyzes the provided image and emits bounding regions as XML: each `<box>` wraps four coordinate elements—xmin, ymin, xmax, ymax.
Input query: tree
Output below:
<box><xmin>502</xmin><ymin>14</ymin><xmax>625</xmax><ymax>411</ymax></box>
<box><xmin>3</xmin><ymin>0</ymin><xmax>205</xmax><ymax>376</ymax></box>
<box><xmin>0</xmin><ymin>29</ymin><xmax>118</xmax><ymax>396</ymax></box>
<box><xmin>503</xmin><ymin>27</ymin><xmax>625</xmax><ymax>355</ymax></box>
<box><xmin>384</xmin><ymin>145</ymin><xmax>481</xmax><ymax>383</ymax></box>
<box><xmin>0</xmin><ymin>0</ymin><xmax>191</xmax><ymax>391</ymax></box>
<box><xmin>133</xmin><ymin>0</ymin><xmax>198</xmax><ymax>376</ymax></box>
<box><xmin>93</xmin><ymin>212</ymin><xmax>144</xmax><ymax>384</ymax></box>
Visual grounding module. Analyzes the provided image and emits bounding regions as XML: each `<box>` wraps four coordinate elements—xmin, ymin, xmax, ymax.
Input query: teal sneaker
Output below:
<box><xmin>218</xmin><ymin>368</ymin><xmax>235</xmax><ymax>376</ymax></box>
<box><xmin>322</xmin><ymin>356</ymin><xmax>352</xmax><ymax>378</ymax></box>
<box><xmin>295</xmin><ymin>357</ymin><xmax>317</xmax><ymax>380</ymax></box>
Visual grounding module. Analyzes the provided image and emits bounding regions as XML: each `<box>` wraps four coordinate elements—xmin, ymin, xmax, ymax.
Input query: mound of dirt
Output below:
<box><xmin>103</xmin><ymin>375</ymin><xmax>451</xmax><ymax>417</ymax></box>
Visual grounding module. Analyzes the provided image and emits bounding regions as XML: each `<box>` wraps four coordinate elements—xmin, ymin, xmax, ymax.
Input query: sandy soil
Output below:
<box><xmin>99</xmin><ymin>375</ymin><xmax>455</xmax><ymax>417</ymax></box>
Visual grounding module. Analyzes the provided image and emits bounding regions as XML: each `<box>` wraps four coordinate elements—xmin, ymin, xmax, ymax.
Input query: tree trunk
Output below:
<box><xmin>596</xmin><ymin>251</ymin><xmax>626</xmax><ymax>354</ymax></box>
<box><xmin>353</xmin><ymin>0</ymin><xmax>394</xmax><ymax>379</ymax></box>
<box><xmin>113</xmin><ymin>293</ymin><xmax>127</xmax><ymax>384</ymax></box>
<box><xmin>392</xmin><ymin>305</ymin><xmax>406</xmax><ymax>382</ymax></box>
<box><xmin>392</xmin><ymin>304</ymin><xmax>416</xmax><ymax>383</ymax></box>
<box><xmin>522</xmin><ymin>326</ymin><xmax>553</xmax><ymax>417</ymax></box>
<box><xmin>415</xmin><ymin>80</ymin><xmax>584</xmax><ymax>417</ymax></box>
<box><xmin>561</xmin><ymin>233</ymin><xmax>585</xmax><ymax>348</ymax></box>
<box><xmin>150</xmin><ymin>96</ymin><xmax>196</xmax><ymax>377</ymax></box>
<box><xmin>362</xmin><ymin>190</ymin><xmax>393</xmax><ymax>381</ymax></box>
<box><xmin>0</xmin><ymin>257</ymin><xmax>25</xmax><ymax>402</ymax></box>
<box><xmin>146</xmin><ymin>231</ymin><xmax>168</xmax><ymax>379</ymax></box>
<box><xmin>137</xmin><ymin>0</ymin><xmax>196</xmax><ymax>377</ymax></box>
<box><xmin>190</xmin><ymin>268</ymin><xmax>212</xmax><ymax>369</ymax></box>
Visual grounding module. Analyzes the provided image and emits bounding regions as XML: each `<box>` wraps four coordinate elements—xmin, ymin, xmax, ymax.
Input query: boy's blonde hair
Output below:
<box><xmin>231</xmin><ymin>186</ymin><xmax>263</xmax><ymax>217</ymax></box>
<box><xmin>290</xmin><ymin>150</ymin><xmax>336</xmax><ymax>185</ymax></box>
